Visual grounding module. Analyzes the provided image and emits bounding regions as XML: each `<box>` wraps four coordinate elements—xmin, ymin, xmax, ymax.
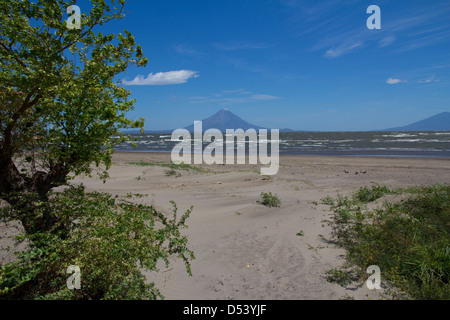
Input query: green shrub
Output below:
<box><xmin>354</xmin><ymin>185</ymin><xmax>395</xmax><ymax>203</ymax></box>
<box><xmin>258</xmin><ymin>192</ymin><xmax>281</xmax><ymax>208</ymax></box>
<box><xmin>0</xmin><ymin>185</ymin><xmax>194</xmax><ymax>300</ymax></box>
<box><xmin>323</xmin><ymin>184</ymin><xmax>450</xmax><ymax>299</ymax></box>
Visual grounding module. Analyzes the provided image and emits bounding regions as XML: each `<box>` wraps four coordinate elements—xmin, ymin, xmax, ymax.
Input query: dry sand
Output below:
<box><xmin>74</xmin><ymin>153</ymin><xmax>450</xmax><ymax>300</ymax></box>
<box><xmin>2</xmin><ymin>153</ymin><xmax>449</xmax><ymax>299</ymax></box>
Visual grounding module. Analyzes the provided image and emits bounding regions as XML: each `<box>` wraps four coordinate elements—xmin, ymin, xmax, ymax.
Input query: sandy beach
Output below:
<box><xmin>67</xmin><ymin>152</ymin><xmax>449</xmax><ymax>300</ymax></box>
<box><xmin>1</xmin><ymin>153</ymin><xmax>448</xmax><ymax>300</ymax></box>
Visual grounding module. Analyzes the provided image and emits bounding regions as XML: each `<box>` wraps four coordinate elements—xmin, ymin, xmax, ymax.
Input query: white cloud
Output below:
<box><xmin>122</xmin><ymin>70</ymin><xmax>199</xmax><ymax>85</ymax></box>
<box><xmin>386</xmin><ymin>78</ymin><xmax>407</xmax><ymax>84</ymax></box>
<box><xmin>323</xmin><ymin>42</ymin><xmax>362</xmax><ymax>58</ymax></box>
<box><xmin>190</xmin><ymin>89</ymin><xmax>280</xmax><ymax>105</ymax></box>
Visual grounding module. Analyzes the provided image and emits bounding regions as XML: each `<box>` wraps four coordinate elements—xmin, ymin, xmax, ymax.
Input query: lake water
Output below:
<box><xmin>114</xmin><ymin>131</ymin><xmax>450</xmax><ymax>158</ymax></box>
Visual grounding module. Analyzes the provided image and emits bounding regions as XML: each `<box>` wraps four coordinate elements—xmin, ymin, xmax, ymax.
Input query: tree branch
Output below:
<box><xmin>0</xmin><ymin>39</ymin><xmax>27</xmax><ymax>68</ymax></box>
<box><xmin>57</xmin><ymin>2</ymin><xmax>125</xmax><ymax>54</ymax></box>
<box><xmin>2</xmin><ymin>90</ymin><xmax>41</xmax><ymax>156</ymax></box>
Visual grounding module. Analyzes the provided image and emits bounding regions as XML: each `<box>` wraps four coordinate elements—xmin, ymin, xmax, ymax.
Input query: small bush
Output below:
<box><xmin>0</xmin><ymin>185</ymin><xmax>194</xmax><ymax>300</ymax></box>
<box><xmin>258</xmin><ymin>192</ymin><xmax>281</xmax><ymax>208</ymax></box>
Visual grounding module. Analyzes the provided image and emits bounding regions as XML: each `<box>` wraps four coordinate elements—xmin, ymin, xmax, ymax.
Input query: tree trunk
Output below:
<box><xmin>0</xmin><ymin>154</ymin><xmax>69</xmax><ymax>235</ymax></box>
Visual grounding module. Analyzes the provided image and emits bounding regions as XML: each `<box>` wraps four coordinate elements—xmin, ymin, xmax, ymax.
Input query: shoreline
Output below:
<box><xmin>112</xmin><ymin>150</ymin><xmax>450</xmax><ymax>161</ymax></box>
<box><xmin>114</xmin><ymin>130</ymin><xmax>450</xmax><ymax>159</ymax></box>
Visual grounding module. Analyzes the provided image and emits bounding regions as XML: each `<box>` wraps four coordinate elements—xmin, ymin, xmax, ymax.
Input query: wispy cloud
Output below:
<box><xmin>396</xmin><ymin>28</ymin><xmax>450</xmax><ymax>52</ymax></box>
<box><xmin>172</xmin><ymin>43</ymin><xmax>204</xmax><ymax>57</ymax></box>
<box><xmin>221</xmin><ymin>88</ymin><xmax>253</xmax><ymax>95</ymax></box>
<box><xmin>190</xmin><ymin>89</ymin><xmax>280</xmax><ymax>105</ymax></box>
<box><xmin>251</xmin><ymin>94</ymin><xmax>280</xmax><ymax>100</ymax></box>
<box><xmin>378</xmin><ymin>35</ymin><xmax>396</xmax><ymax>48</ymax></box>
<box><xmin>122</xmin><ymin>70</ymin><xmax>199</xmax><ymax>86</ymax></box>
<box><xmin>323</xmin><ymin>42</ymin><xmax>362</xmax><ymax>58</ymax></box>
<box><xmin>213</xmin><ymin>41</ymin><xmax>273</xmax><ymax>51</ymax></box>
<box><xmin>418</xmin><ymin>75</ymin><xmax>440</xmax><ymax>84</ymax></box>
<box><xmin>386</xmin><ymin>78</ymin><xmax>407</xmax><ymax>85</ymax></box>
<box><xmin>224</xmin><ymin>57</ymin><xmax>267</xmax><ymax>75</ymax></box>
<box><xmin>282</xmin><ymin>0</ymin><xmax>450</xmax><ymax>58</ymax></box>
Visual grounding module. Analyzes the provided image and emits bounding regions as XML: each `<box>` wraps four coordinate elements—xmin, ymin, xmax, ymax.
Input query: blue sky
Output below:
<box><xmin>85</xmin><ymin>0</ymin><xmax>450</xmax><ymax>131</ymax></box>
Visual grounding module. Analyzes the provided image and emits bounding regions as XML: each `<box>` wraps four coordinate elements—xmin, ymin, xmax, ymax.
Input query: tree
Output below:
<box><xmin>0</xmin><ymin>0</ymin><xmax>194</xmax><ymax>299</ymax></box>
<box><xmin>0</xmin><ymin>0</ymin><xmax>147</xmax><ymax>233</ymax></box>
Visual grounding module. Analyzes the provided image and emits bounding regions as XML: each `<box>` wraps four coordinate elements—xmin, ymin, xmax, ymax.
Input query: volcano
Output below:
<box><xmin>383</xmin><ymin>112</ymin><xmax>450</xmax><ymax>131</ymax></box>
<box><xmin>184</xmin><ymin>109</ymin><xmax>267</xmax><ymax>132</ymax></box>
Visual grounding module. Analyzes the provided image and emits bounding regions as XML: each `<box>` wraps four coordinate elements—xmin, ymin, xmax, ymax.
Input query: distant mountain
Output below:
<box><xmin>383</xmin><ymin>112</ymin><xmax>450</xmax><ymax>131</ymax></box>
<box><xmin>184</xmin><ymin>108</ymin><xmax>263</xmax><ymax>132</ymax></box>
<box><xmin>183</xmin><ymin>109</ymin><xmax>295</xmax><ymax>132</ymax></box>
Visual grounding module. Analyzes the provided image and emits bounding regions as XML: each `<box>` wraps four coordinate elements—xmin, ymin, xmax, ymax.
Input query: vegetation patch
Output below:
<box><xmin>322</xmin><ymin>184</ymin><xmax>450</xmax><ymax>299</ymax></box>
<box><xmin>164</xmin><ymin>169</ymin><xmax>181</xmax><ymax>177</ymax></box>
<box><xmin>258</xmin><ymin>192</ymin><xmax>281</xmax><ymax>208</ymax></box>
<box><xmin>128</xmin><ymin>161</ymin><xmax>209</xmax><ymax>173</ymax></box>
<box><xmin>0</xmin><ymin>185</ymin><xmax>194</xmax><ymax>299</ymax></box>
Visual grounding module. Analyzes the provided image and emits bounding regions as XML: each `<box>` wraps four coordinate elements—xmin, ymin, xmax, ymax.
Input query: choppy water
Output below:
<box><xmin>114</xmin><ymin>131</ymin><xmax>450</xmax><ymax>157</ymax></box>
